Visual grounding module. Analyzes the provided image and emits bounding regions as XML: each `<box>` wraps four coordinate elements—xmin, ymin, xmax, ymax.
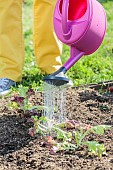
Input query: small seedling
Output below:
<box><xmin>74</xmin><ymin>125</ymin><xmax>111</xmax><ymax>156</ymax></box>
<box><xmin>9</xmin><ymin>86</ymin><xmax>45</xmax><ymax>116</ymax></box>
<box><xmin>28</xmin><ymin>116</ymin><xmax>111</xmax><ymax>157</ymax></box>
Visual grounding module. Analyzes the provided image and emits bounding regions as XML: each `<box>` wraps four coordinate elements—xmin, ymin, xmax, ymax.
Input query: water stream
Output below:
<box><xmin>43</xmin><ymin>83</ymin><xmax>67</xmax><ymax>127</ymax></box>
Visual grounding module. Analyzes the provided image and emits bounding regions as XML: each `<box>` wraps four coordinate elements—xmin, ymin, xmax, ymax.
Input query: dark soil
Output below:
<box><xmin>0</xmin><ymin>86</ymin><xmax>113</xmax><ymax>170</ymax></box>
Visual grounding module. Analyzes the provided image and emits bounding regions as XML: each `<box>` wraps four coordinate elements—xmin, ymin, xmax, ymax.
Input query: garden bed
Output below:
<box><xmin>0</xmin><ymin>85</ymin><xmax>113</xmax><ymax>170</ymax></box>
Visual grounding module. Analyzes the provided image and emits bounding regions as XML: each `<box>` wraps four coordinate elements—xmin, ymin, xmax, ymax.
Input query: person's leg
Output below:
<box><xmin>0</xmin><ymin>0</ymin><xmax>24</xmax><ymax>82</ymax></box>
<box><xmin>33</xmin><ymin>0</ymin><xmax>62</xmax><ymax>74</ymax></box>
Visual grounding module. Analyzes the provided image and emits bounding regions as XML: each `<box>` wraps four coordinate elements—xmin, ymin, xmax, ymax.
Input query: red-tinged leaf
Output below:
<box><xmin>28</xmin><ymin>128</ymin><xmax>35</xmax><ymax>137</ymax></box>
<box><xmin>12</xmin><ymin>96</ymin><xmax>25</xmax><ymax>107</ymax></box>
<box><xmin>48</xmin><ymin>136</ymin><xmax>52</xmax><ymax>141</ymax></box>
<box><xmin>26</xmin><ymin>88</ymin><xmax>35</xmax><ymax>97</ymax></box>
<box><xmin>13</xmin><ymin>96</ymin><xmax>24</xmax><ymax>103</ymax></box>
<box><xmin>47</xmin><ymin>136</ymin><xmax>56</xmax><ymax>145</ymax></box>
<box><xmin>109</xmin><ymin>87</ymin><xmax>113</xmax><ymax>93</ymax></box>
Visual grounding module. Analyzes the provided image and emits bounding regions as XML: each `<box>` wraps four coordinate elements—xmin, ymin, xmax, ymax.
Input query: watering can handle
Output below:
<box><xmin>62</xmin><ymin>0</ymin><xmax>71</xmax><ymax>38</ymax></box>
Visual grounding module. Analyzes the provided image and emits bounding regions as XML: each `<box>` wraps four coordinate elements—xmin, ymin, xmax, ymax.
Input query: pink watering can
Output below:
<box><xmin>43</xmin><ymin>0</ymin><xmax>107</xmax><ymax>86</ymax></box>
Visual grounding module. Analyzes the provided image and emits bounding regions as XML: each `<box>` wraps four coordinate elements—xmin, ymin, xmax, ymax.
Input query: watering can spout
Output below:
<box><xmin>64</xmin><ymin>47</ymin><xmax>85</xmax><ymax>70</ymax></box>
<box><xmin>43</xmin><ymin>67</ymin><xmax>69</xmax><ymax>86</ymax></box>
<box><xmin>43</xmin><ymin>47</ymin><xmax>84</xmax><ymax>86</ymax></box>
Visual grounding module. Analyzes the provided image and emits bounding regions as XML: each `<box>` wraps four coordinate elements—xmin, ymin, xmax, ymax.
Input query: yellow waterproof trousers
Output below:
<box><xmin>0</xmin><ymin>0</ymin><xmax>62</xmax><ymax>82</ymax></box>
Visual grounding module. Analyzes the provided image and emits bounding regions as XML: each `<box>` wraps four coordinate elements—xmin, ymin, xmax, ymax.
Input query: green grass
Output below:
<box><xmin>22</xmin><ymin>0</ymin><xmax>113</xmax><ymax>88</ymax></box>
